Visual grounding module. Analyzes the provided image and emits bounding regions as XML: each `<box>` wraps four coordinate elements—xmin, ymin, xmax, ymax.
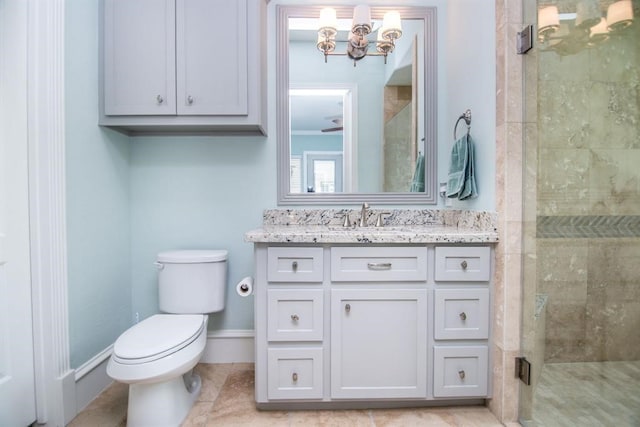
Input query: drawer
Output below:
<box><xmin>434</xmin><ymin>246</ymin><xmax>490</xmax><ymax>282</ymax></box>
<box><xmin>434</xmin><ymin>289</ymin><xmax>489</xmax><ymax>340</ymax></box>
<box><xmin>267</xmin><ymin>247</ymin><xmax>323</xmax><ymax>282</ymax></box>
<box><xmin>433</xmin><ymin>346</ymin><xmax>488</xmax><ymax>398</ymax></box>
<box><xmin>267</xmin><ymin>347</ymin><xmax>323</xmax><ymax>400</ymax></box>
<box><xmin>331</xmin><ymin>247</ymin><xmax>427</xmax><ymax>282</ymax></box>
<box><xmin>267</xmin><ymin>289</ymin><xmax>323</xmax><ymax>341</ymax></box>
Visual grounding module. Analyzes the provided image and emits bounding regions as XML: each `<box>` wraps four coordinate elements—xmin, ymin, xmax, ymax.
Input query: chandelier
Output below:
<box><xmin>316</xmin><ymin>6</ymin><xmax>403</xmax><ymax>65</ymax></box>
<box><xmin>538</xmin><ymin>0</ymin><xmax>634</xmax><ymax>55</ymax></box>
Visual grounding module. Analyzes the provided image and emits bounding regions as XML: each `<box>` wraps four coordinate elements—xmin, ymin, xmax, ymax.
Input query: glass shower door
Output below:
<box><xmin>520</xmin><ymin>1</ymin><xmax>640</xmax><ymax>426</ymax></box>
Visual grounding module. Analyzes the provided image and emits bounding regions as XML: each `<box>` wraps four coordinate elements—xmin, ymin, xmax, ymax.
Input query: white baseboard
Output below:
<box><xmin>74</xmin><ymin>345</ymin><xmax>114</xmax><ymax>414</ymax></box>
<box><xmin>201</xmin><ymin>329</ymin><xmax>255</xmax><ymax>364</ymax></box>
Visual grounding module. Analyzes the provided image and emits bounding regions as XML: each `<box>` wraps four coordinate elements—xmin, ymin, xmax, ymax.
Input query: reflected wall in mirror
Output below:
<box><xmin>277</xmin><ymin>5</ymin><xmax>437</xmax><ymax>205</ymax></box>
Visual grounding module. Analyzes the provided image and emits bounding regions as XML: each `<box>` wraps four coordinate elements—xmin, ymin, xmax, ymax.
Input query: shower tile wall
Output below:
<box><xmin>535</xmin><ymin>9</ymin><xmax>640</xmax><ymax>364</ymax></box>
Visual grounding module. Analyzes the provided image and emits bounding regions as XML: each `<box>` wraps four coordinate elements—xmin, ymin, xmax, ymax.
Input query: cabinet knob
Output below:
<box><xmin>458</xmin><ymin>370</ymin><xmax>466</xmax><ymax>380</ymax></box>
<box><xmin>460</xmin><ymin>260</ymin><xmax>468</xmax><ymax>270</ymax></box>
<box><xmin>292</xmin><ymin>261</ymin><xmax>298</xmax><ymax>272</ymax></box>
<box><xmin>187</xmin><ymin>95</ymin><xmax>194</xmax><ymax>105</ymax></box>
<box><xmin>459</xmin><ymin>312</ymin><xmax>467</xmax><ymax>321</ymax></box>
<box><xmin>156</xmin><ymin>95</ymin><xmax>164</xmax><ymax>104</ymax></box>
<box><xmin>345</xmin><ymin>303</ymin><xmax>351</xmax><ymax>313</ymax></box>
<box><xmin>292</xmin><ymin>372</ymin><xmax>298</xmax><ymax>382</ymax></box>
<box><xmin>291</xmin><ymin>314</ymin><xmax>299</xmax><ymax>322</ymax></box>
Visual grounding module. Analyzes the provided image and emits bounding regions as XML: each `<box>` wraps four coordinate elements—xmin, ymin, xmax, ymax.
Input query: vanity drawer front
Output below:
<box><xmin>267</xmin><ymin>247</ymin><xmax>323</xmax><ymax>282</ymax></box>
<box><xmin>331</xmin><ymin>247</ymin><xmax>427</xmax><ymax>282</ymax></box>
<box><xmin>267</xmin><ymin>289</ymin><xmax>323</xmax><ymax>341</ymax></box>
<box><xmin>434</xmin><ymin>289</ymin><xmax>489</xmax><ymax>340</ymax></box>
<box><xmin>433</xmin><ymin>346</ymin><xmax>488</xmax><ymax>398</ymax></box>
<box><xmin>434</xmin><ymin>247</ymin><xmax>490</xmax><ymax>282</ymax></box>
<box><xmin>267</xmin><ymin>347</ymin><xmax>323</xmax><ymax>400</ymax></box>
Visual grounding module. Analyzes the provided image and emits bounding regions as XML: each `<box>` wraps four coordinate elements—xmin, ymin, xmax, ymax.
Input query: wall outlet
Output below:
<box><xmin>134</xmin><ymin>312</ymin><xmax>139</xmax><ymax>324</ymax></box>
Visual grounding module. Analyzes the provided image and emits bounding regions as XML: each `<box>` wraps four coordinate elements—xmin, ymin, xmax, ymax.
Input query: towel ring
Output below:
<box><xmin>453</xmin><ymin>109</ymin><xmax>472</xmax><ymax>140</ymax></box>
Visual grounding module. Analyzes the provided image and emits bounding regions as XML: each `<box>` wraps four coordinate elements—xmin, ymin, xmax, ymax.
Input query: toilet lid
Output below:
<box><xmin>113</xmin><ymin>314</ymin><xmax>206</xmax><ymax>362</ymax></box>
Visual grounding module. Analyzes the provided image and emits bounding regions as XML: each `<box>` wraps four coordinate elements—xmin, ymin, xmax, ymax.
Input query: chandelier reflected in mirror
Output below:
<box><xmin>316</xmin><ymin>5</ymin><xmax>402</xmax><ymax>65</ymax></box>
<box><xmin>537</xmin><ymin>0</ymin><xmax>634</xmax><ymax>55</ymax></box>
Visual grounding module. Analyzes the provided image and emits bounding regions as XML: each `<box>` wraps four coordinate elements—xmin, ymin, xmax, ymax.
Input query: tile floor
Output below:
<box><xmin>69</xmin><ymin>363</ymin><xmax>508</xmax><ymax>426</ymax></box>
<box><xmin>531</xmin><ymin>361</ymin><xmax>640</xmax><ymax>427</ymax></box>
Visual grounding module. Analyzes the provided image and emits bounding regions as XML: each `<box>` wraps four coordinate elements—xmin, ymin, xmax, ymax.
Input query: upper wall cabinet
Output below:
<box><xmin>100</xmin><ymin>0</ymin><xmax>267</xmax><ymax>136</ymax></box>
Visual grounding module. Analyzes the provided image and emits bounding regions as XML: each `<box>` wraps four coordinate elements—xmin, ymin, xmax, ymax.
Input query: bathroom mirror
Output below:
<box><xmin>277</xmin><ymin>5</ymin><xmax>438</xmax><ymax>205</ymax></box>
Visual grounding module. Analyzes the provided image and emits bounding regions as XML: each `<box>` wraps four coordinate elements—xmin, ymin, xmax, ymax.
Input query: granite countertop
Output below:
<box><xmin>244</xmin><ymin>209</ymin><xmax>499</xmax><ymax>244</ymax></box>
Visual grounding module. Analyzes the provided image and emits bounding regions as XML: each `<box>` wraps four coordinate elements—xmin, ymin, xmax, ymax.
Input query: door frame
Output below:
<box><xmin>27</xmin><ymin>0</ymin><xmax>74</xmax><ymax>425</ymax></box>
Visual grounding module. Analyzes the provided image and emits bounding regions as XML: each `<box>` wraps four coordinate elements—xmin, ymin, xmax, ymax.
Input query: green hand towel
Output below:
<box><xmin>459</xmin><ymin>134</ymin><xmax>478</xmax><ymax>200</ymax></box>
<box><xmin>446</xmin><ymin>134</ymin><xmax>468</xmax><ymax>198</ymax></box>
<box><xmin>410</xmin><ymin>152</ymin><xmax>425</xmax><ymax>192</ymax></box>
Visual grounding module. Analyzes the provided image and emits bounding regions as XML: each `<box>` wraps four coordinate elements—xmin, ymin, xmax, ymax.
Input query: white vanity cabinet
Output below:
<box><xmin>101</xmin><ymin>0</ymin><xmax>267</xmax><ymax>135</ymax></box>
<box><xmin>253</xmin><ymin>243</ymin><xmax>493</xmax><ymax>408</ymax></box>
<box><xmin>432</xmin><ymin>246</ymin><xmax>491</xmax><ymax>398</ymax></box>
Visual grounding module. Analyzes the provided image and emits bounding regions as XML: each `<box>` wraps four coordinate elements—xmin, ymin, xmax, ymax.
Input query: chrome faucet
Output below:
<box><xmin>359</xmin><ymin>202</ymin><xmax>370</xmax><ymax>227</ymax></box>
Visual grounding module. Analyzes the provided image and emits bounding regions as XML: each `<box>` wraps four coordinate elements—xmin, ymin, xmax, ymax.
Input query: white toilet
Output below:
<box><xmin>107</xmin><ymin>249</ymin><xmax>228</xmax><ymax>427</ymax></box>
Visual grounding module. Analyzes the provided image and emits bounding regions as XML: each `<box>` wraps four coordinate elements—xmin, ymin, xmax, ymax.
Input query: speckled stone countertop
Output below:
<box><xmin>244</xmin><ymin>209</ymin><xmax>498</xmax><ymax>244</ymax></box>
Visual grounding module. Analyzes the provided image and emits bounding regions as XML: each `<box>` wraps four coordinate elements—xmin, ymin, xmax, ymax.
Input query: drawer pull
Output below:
<box><xmin>459</xmin><ymin>312</ymin><xmax>467</xmax><ymax>321</ymax></box>
<box><xmin>345</xmin><ymin>303</ymin><xmax>351</xmax><ymax>313</ymax></box>
<box><xmin>461</xmin><ymin>260</ymin><xmax>468</xmax><ymax>270</ymax></box>
<box><xmin>290</xmin><ymin>314</ymin><xmax>299</xmax><ymax>322</ymax></box>
<box><xmin>458</xmin><ymin>370</ymin><xmax>466</xmax><ymax>380</ymax></box>
<box><xmin>292</xmin><ymin>372</ymin><xmax>298</xmax><ymax>382</ymax></box>
<box><xmin>292</xmin><ymin>261</ymin><xmax>298</xmax><ymax>272</ymax></box>
<box><xmin>156</xmin><ymin>94</ymin><xmax>164</xmax><ymax>104</ymax></box>
<box><xmin>367</xmin><ymin>262</ymin><xmax>392</xmax><ymax>270</ymax></box>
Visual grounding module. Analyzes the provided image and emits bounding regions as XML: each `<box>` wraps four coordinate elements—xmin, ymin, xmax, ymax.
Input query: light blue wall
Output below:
<box><xmin>64</xmin><ymin>0</ymin><xmax>496</xmax><ymax>367</ymax></box>
<box><xmin>129</xmin><ymin>137</ymin><xmax>274</xmax><ymax>330</ymax></box>
<box><xmin>65</xmin><ymin>0</ymin><xmax>132</xmax><ymax>368</ymax></box>
<box><xmin>291</xmin><ymin>134</ymin><xmax>343</xmax><ymax>156</ymax></box>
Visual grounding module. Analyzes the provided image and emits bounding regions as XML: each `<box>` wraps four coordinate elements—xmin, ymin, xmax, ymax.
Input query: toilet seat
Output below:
<box><xmin>112</xmin><ymin>314</ymin><xmax>206</xmax><ymax>365</ymax></box>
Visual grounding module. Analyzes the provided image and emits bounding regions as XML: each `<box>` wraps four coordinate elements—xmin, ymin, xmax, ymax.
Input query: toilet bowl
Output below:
<box><xmin>107</xmin><ymin>249</ymin><xmax>228</xmax><ymax>427</ymax></box>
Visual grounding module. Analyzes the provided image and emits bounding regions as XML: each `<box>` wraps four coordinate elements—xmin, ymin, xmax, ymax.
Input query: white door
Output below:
<box><xmin>330</xmin><ymin>289</ymin><xmax>427</xmax><ymax>399</ymax></box>
<box><xmin>0</xmin><ymin>1</ymin><xmax>37</xmax><ymax>425</ymax></box>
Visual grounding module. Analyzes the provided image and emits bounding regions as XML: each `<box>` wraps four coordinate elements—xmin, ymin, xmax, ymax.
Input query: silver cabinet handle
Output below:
<box><xmin>459</xmin><ymin>312</ymin><xmax>467</xmax><ymax>321</ymax></box>
<box><xmin>461</xmin><ymin>260</ymin><xmax>468</xmax><ymax>270</ymax></box>
<box><xmin>292</xmin><ymin>261</ymin><xmax>298</xmax><ymax>272</ymax></box>
<box><xmin>458</xmin><ymin>370</ymin><xmax>465</xmax><ymax>380</ymax></box>
<box><xmin>292</xmin><ymin>372</ymin><xmax>298</xmax><ymax>382</ymax></box>
<box><xmin>367</xmin><ymin>262</ymin><xmax>392</xmax><ymax>270</ymax></box>
<box><xmin>291</xmin><ymin>314</ymin><xmax>299</xmax><ymax>322</ymax></box>
<box><xmin>187</xmin><ymin>95</ymin><xmax>194</xmax><ymax>105</ymax></box>
<box><xmin>345</xmin><ymin>303</ymin><xmax>351</xmax><ymax>313</ymax></box>
<box><xmin>156</xmin><ymin>95</ymin><xmax>164</xmax><ymax>104</ymax></box>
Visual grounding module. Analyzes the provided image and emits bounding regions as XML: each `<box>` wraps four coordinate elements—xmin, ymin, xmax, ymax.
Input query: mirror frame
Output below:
<box><xmin>277</xmin><ymin>5</ymin><xmax>438</xmax><ymax>205</ymax></box>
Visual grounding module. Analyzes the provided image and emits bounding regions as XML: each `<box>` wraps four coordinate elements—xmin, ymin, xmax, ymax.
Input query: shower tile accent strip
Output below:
<box><xmin>537</xmin><ymin>215</ymin><xmax>640</xmax><ymax>238</ymax></box>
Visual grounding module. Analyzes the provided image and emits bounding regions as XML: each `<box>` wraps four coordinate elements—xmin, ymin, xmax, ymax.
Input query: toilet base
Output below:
<box><xmin>126</xmin><ymin>370</ymin><xmax>202</xmax><ymax>427</ymax></box>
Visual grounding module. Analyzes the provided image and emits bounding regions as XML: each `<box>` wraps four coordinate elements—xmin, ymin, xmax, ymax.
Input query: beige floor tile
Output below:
<box><xmin>289</xmin><ymin>409</ymin><xmax>373</xmax><ymax>426</ymax></box>
<box><xmin>372</xmin><ymin>407</ymin><xmax>456</xmax><ymax>427</ymax></box>
<box><xmin>193</xmin><ymin>363</ymin><xmax>233</xmax><ymax>402</ymax></box>
<box><xmin>68</xmin><ymin>381</ymin><xmax>128</xmax><ymax>427</ymax></box>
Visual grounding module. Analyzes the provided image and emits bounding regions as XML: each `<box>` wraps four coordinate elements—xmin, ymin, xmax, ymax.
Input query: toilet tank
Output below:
<box><xmin>156</xmin><ymin>250</ymin><xmax>228</xmax><ymax>314</ymax></box>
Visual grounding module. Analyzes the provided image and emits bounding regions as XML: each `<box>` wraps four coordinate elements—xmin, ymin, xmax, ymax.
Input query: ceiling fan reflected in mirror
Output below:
<box><xmin>322</xmin><ymin>115</ymin><xmax>343</xmax><ymax>133</ymax></box>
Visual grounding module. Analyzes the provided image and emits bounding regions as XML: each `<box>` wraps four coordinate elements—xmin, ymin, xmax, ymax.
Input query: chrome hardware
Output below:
<box><xmin>292</xmin><ymin>261</ymin><xmax>298</xmax><ymax>272</ymax></box>
<box><xmin>367</xmin><ymin>262</ymin><xmax>392</xmax><ymax>271</ymax></box>
<box><xmin>343</xmin><ymin>213</ymin><xmax>352</xmax><ymax>227</ymax></box>
<box><xmin>187</xmin><ymin>95</ymin><xmax>194</xmax><ymax>105</ymax></box>
<box><xmin>345</xmin><ymin>303</ymin><xmax>351</xmax><ymax>313</ymax></box>
<box><xmin>458</xmin><ymin>370</ymin><xmax>466</xmax><ymax>380</ymax></box>
<box><xmin>239</xmin><ymin>283</ymin><xmax>249</xmax><ymax>293</ymax></box>
<box><xmin>156</xmin><ymin>95</ymin><xmax>164</xmax><ymax>104</ymax></box>
<box><xmin>375</xmin><ymin>212</ymin><xmax>391</xmax><ymax>227</ymax></box>
<box><xmin>359</xmin><ymin>202</ymin><xmax>370</xmax><ymax>227</ymax></box>
<box><xmin>292</xmin><ymin>372</ymin><xmax>298</xmax><ymax>382</ymax></box>
<box><xmin>291</xmin><ymin>314</ymin><xmax>299</xmax><ymax>322</ymax></box>
<box><xmin>459</xmin><ymin>312</ymin><xmax>467</xmax><ymax>321</ymax></box>
<box><xmin>153</xmin><ymin>261</ymin><xmax>164</xmax><ymax>270</ymax></box>
<box><xmin>461</xmin><ymin>260</ymin><xmax>468</xmax><ymax>270</ymax></box>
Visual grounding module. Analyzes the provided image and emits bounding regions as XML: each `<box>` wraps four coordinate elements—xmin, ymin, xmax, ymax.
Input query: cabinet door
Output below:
<box><xmin>331</xmin><ymin>289</ymin><xmax>427</xmax><ymax>399</ymax></box>
<box><xmin>103</xmin><ymin>0</ymin><xmax>176</xmax><ymax>115</ymax></box>
<box><xmin>176</xmin><ymin>0</ymin><xmax>248</xmax><ymax>115</ymax></box>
